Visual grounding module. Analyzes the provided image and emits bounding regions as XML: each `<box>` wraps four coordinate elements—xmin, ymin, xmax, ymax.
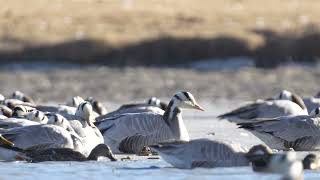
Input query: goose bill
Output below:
<box><xmin>194</xmin><ymin>104</ymin><xmax>205</xmax><ymax>111</ymax></box>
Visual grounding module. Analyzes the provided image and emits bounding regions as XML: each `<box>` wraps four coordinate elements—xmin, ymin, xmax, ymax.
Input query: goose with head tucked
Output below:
<box><xmin>0</xmin><ymin>136</ymin><xmax>116</xmax><ymax>162</ymax></box>
<box><xmin>96</xmin><ymin>91</ymin><xmax>204</xmax><ymax>154</ymax></box>
<box><xmin>96</xmin><ymin>97</ymin><xmax>167</xmax><ymax>122</ymax></box>
<box><xmin>11</xmin><ymin>90</ymin><xmax>35</xmax><ymax>104</ymax></box>
<box><xmin>0</xmin><ymin>110</ymin><xmax>49</xmax><ymax>129</ymax></box>
<box><xmin>238</xmin><ymin>108</ymin><xmax>320</xmax><ymax>150</ymax></box>
<box><xmin>218</xmin><ymin>90</ymin><xmax>308</xmax><ymax>123</ymax></box>
<box><xmin>86</xmin><ymin>97</ymin><xmax>108</xmax><ymax>116</ymax></box>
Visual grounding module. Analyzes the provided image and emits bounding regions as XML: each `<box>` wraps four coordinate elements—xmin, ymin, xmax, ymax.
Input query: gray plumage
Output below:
<box><xmin>0</xmin><ymin>118</ymin><xmax>40</xmax><ymax>129</ymax></box>
<box><xmin>151</xmin><ymin>138</ymin><xmax>249</xmax><ymax>169</ymax></box>
<box><xmin>303</xmin><ymin>97</ymin><xmax>320</xmax><ymax>114</ymax></box>
<box><xmin>238</xmin><ymin>115</ymin><xmax>320</xmax><ymax>150</ymax></box>
<box><xmin>218</xmin><ymin>100</ymin><xmax>308</xmax><ymax>123</ymax></box>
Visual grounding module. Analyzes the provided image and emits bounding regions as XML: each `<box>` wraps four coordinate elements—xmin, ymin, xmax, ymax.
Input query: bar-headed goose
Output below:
<box><xmin>97</xmin><ymin>91</ymin><xmax>204</xmax><ymax>154</ymax></box>
<box><xmin>0</xmin><ymin>124</ymin><xmax>84</xmax><ymax>161</ymax></box>
<box><xmin>238</xmin><ymin>108</ymin><xmax>320</xmax><ymax>150</ymax></box>
<box><xmin>218</xmin><ymin>90</ymin><xmax>308</xmax><ymax>123</ymax></box>
<box><xmin>86</xmin><ymin>97</ymin><xmax>108</xmax><ymax>116</ymax></box>
<box><xmin>11</xmin><ymin>90</ymin><xmax>35</xmax><ymax>104</ymax></box>
<box><xmin>0</xmin><ymin>110</ymin><xmax>49</xmax><ymax>129</ymax></box>
<box><xmin>248</xmin><ymin>145</ymin><xmax>303</xmax><ymax>180</ymax></box>
<box><xmin>0</xmin><ymin>139</ymin><xmax>116</xmax><ymax>162</ymax></box>
<box><xmin>150</xmin><ymin>138</ymin><xmax>249</xmax><ymax>168</ymax></box>
<box><xmin>0</xmin><ymin>105</ymin><xmax>12</xmax><ymax>118</ymax></box>
<box><xmin>96</xmin><ymin>97</ymin><xmax>166</xmax><ymax>121</ymax></box>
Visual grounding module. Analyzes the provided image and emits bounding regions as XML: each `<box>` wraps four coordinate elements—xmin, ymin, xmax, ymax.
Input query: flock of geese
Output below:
<box><xmin>1</xmin><ymin>90</ymin><xmax>320</xmax><ymax>179</ymax></box>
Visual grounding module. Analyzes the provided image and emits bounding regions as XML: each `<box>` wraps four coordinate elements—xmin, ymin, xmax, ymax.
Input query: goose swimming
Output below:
<box><xmin>218</xmin><ymin>90</ymin><xmax>308</xmax><ymax>123</ymax></box>
<box><xmin>97</xmin><ymin>91</ymin><xmax>204</xmax><ymax>154</ymax></box>
<box><xmin>238</xmin><ymin>109</ymin><xmax>320</xmax><ymax>150</ymax></box>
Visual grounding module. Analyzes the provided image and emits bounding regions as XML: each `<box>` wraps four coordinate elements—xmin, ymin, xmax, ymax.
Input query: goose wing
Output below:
<box><xmin>0</xmin><ymin>118</ymin><xmax>39</xmax><ymax>129</ymax></box>
<box><xmin>97</xmin><ymin>112</ymin><xmax>173</xmax><ymax>153</ymax></box>
<box><xmin>238</xmin><ymin>116</ymin><xmax>320</xmax><ymax>146</ymax></box>
<box><xmin>0</xmin><ymin>125</ymin><xmax>76</xmax><ymax>149</ymax></box>
<box><xmin>152</xmin><ymin>139</ymin><xmax>248</xmax><ymax>168</ymax></box>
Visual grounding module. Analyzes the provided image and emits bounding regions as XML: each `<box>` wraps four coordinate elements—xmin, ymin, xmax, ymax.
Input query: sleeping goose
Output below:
<box><xmin>96</xmin><ymin>97</ymin><xmax>166</xmax><ymax>121</ymax></box>
<box><xmin>86</xmin><ymin>97</ymin><xmax>108</xmax><ymax>116</ymax></box>
<box><xmin>10</xmin><ymin>90</ymin><xmax>35</xmax><ymax>104</ymax></box>
<box><xmin>218</xmin><ymin>90</ymin><xmax>308</xmax><ymax>123</ymax></box>
<box><xmin>0</xmin><ymin>110</ymin><xmax>49</xmax><ymax>129</ymax></box>
<box><xmin>150</xmin><ymin>138</ymin><xmax>249</xmax><ymax>168</ymax></box>
<box><xmin>0</xmin><ymin>105</ymin><xmax>12</xmax><ymax>118</ymax></box>
<box><xmin>238</xmin><ymin>108</ymin><xmax>320</xmax><ymax>150</ymax></box>
<box><xmin>0</xmin><ymin>124</ymin><xmax>84</xmax><ymax>161</ymax></box>
<box><xmin>0</xmin><ymin>138</ymin><xmax>116</xmax><ymax>162</ymax></box>
<box><xmin>96</xmin><ymin>91</ymin><xmax>204</xmax><ymax>154</ymax></box>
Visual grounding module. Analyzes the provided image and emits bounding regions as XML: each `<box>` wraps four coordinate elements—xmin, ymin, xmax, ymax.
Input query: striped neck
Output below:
<box><xmin>163</xmin><ymin>99</ymin><xmax>181</xmax><ymax>125</ymax></box>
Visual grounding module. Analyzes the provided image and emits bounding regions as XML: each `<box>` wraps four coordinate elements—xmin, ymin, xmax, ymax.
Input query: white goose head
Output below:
<box><xmin>67</xmin><ymin>96</ymin><xmax>85</xmax><ymax>107</ymax></box>
<box><xmin>26</xmin><ymin>110</ymin><xmax>48</xmax><ymax>124</ymax></box>
<box><xmin>170</xmin><ymin>91</ymin><xmax>204</xmax><ymax>111</ymax></box>
<box><xmin>75</xmin><ymin>101</ymin><xmax>95</xmax><ymax>127</ymax></box>
<box><xmin>0</xmin><ymin>94</ymin><xmax>5</xmax><ymax>104</ymax></box>
<box><xmin>47</xmin><ymin>113</ymin><xmax>74</xmax><ymax>131</ymax></box>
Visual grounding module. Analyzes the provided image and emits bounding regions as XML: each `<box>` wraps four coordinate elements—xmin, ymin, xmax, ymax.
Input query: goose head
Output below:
<box><xmin>87</xmin><ymin>144</ymin><xmax>117</xmax><ymax>161</ymax></box>
<box><xmin>75</xmin><ymin>101</ymin><xmax>95</xmax><ymax>127</ymax></box>
<box><xmin>12</xmin><ymin>105</ymin><xmax>35</xmax><ymax>118</ymax></box>
<box><xmin>11</xmin><ymin>91</ymin><xmax>34</xmax><ymax>103</ymax></box>
<box><xmin>303</xmin><ymin>153</ymin><xmax>320</xmax><ymax>170</ymax></box>
<box><xmin>26</xmin><ymin>111</ymin><xmax>48</xmax><ymax>124</ymax></box>
<box><xmin>86</xmin><ymin>97</ymin><xmax>108</xmax><ymax>115</ymax></box>
<box><xmin>273</xmin><ymin>90</ymin><xmax>307</xmax><ymax>112</ymax></box>
<box><xmin>67</xmin><ymin>96</ymin><xmax>85</xmax><ymax>107</ymax></box>
<box><xmin>170</xmin><ymin>91</ymin><xmax>204</xmax><ymax>111</ymax></box>
<box><xmin>47</xmin><ymin>113</ymin><xmax>71</xmax><ymax>129</ymax></box>
<box><xmin>310</xmin><ymin>107</ymin><xmax>320</xmax><ymax>117</ymax></box>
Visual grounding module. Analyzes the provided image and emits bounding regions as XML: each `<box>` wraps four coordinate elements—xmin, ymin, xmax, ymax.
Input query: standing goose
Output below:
<box><xmin>97</xmin><ymin>91</ymin><xmax>204</xmax><ymax>154</ymax></box>
<box><xmin>96</xmin><ymin>97</ymin><xmax>166</xmax><ymax>121</ymax></box>
<box><xmin>218</xmin><ymin>90</ymin><xmax>308</xmax><ymax>123</ymax></box>
<box><xmin>238</xmin><ymin>109</ymin><xmax>320</xmax><ymax>150</ymax></box>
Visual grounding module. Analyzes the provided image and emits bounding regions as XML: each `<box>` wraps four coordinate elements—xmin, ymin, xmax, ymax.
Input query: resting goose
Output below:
<box><xmin>150</xmin><ymin>138</ymin><xmax>249</xmax><ymax>168</ymax></box>
<box><xmin>96</xmin><ymin>97</ymin><xmax>166</xmax><ymax>121</ymax></box>
<box><xmin>0</xmin><ymin>110</ymin><xmax>49</xmax><ymax>129</ymax></box>
<box><xmin>218</xmin><ymin>90</ymin><xmax>308</xmax><ymax>123</ymax></box>
<box><xmin>86</xmin><ymin>97</ymin><xmax>108</xmax><ymax>116</ymax></box>
<box><xmin>10</xmin><ymin>90</ymin><xmax>35</xmax><ymax>104</ymax></box>
<box><xmin>0</xmin><ymin>140</ymin><xmax>116</xmax><ymax>162</ymax></box>
<box><xmin>0</xmin><ymin>105</ymin><xmax>12</xmax><ymax>118</ymax></box>
<box><xmin>96</xmin><ymin>91</ymin><xmax>204</xmax><ymax>154</ymax></box>
<box><xmin>238</xmin><ymin>108</ymin><xmax>320</xmax><ymax>150</ymax></box>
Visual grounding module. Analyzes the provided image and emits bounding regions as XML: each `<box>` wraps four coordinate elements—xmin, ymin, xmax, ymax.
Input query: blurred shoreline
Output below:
<box><xmin>1</xmin><ymin>63</ymin><xmax>319</xmax><ymax>103</ymax></box>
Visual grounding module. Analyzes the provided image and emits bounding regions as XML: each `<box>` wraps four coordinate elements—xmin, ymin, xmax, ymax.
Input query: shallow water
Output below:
<box><xmin>2</xmin><ymin>100</ymin><xmax>320</xmax><ymax>180</ymax></box>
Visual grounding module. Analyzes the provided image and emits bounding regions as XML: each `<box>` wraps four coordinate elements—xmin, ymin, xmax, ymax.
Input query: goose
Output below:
<box><xmin>303</xmin><ymin>92</ymin><xmax>320</xmax><ymax>114</ymax></box>
<box><xmin>11</xmin><ymin>105</ymin><xmax>36</xmax><ymax>118</ymax></box>
<box><xmin>0</xmin><ymin>110</ymin><xmax>49</xmax><ymax>129</ymax></box>
<box><xmin>0</xmin><ymin>139</ymin><xmax>116</xmax><ymax>162</ymax></box>
<box><xmin>218</xmin><ymin>90</ymin><xmax>308</xmax><ymax>123</ymax></box>
<box><xmin>303</xmin><ymin>153</ymin><xmax>320</xmax><ymax>170</ymax></box>
<box><xmin>97</xmin><ymin>91</ymin><xmax>204</xmax><ymax>154</ymax></box>
<box><xmin>238</xmin><ymin>109</ymin><xmax>320</xmax><ymax>150</ymax></box>
<box><xmin>86</xmin><ymin>97</ymin><xmax>108</xmax><ymax>115</ymax></box>
<box><xmin>0</xmin><ymin>124</ymin><xmax>84</xmax><ymax>161</ymax></box>
<box><xmin>248</xmin><ymin>145</ymin><xmax>303</xmax><ymax>180</ymax></box>
<box><xmin>96</xmin><ymin>97</ymin><xmax>166</xmax><ymax>121</ymax></box>
<box><xmin>150</xmin><ymin>138</ymin><xmax>249</xmax><ymax>168</ymax></box>
<box><xmin>62</xmin><ymin>101</ymin><xmax>104</xmax><ymax>156</ymax></box>
<box><xmin>10</xmin><ymin>90</ymin><xmax>35</xmax><ymax>104</ymax></box>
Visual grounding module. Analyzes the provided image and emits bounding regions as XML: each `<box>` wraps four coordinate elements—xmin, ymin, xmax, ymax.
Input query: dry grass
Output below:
<box><xmin>0</xmin><ymin>0</ymin><xmax>320</xmax><ymax>66</ymax></box>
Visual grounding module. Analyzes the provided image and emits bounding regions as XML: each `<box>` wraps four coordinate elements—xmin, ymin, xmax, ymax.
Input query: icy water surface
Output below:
<box><xmin>1</xmin><ymin>100</ymin><xmax>320</xmax><ymax>180</ymax></box>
